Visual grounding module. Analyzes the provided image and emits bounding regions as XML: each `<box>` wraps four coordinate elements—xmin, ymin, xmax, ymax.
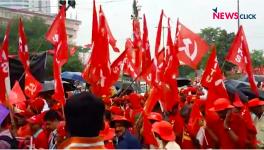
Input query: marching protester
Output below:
<box><xmin>44</xmin><ymin>110</ymin><xmax>62</xmax><ymax>149</ymax></box>
<box><xmin>152</xmin><ymin>120</ymin><xmax>181</xmax><ymax>149</ymax></box>
<box><xmin>248</xmin><ymin>98</ymin><xmax>264</xmax><ymax>148</ymax></box>
<box><xmin>58</xmin><ymin>92</ymin><xmax>106</xmax><ymax>149</ymax></box>
<box><xmin>26</xmin><ymin>113</ymin><xmax>49</xmax><ymax>149</ymax></box>
<box><xmin>110</xmin><ymin>115</ymin><xmax>141</xmax><ymax>149</ymax></box>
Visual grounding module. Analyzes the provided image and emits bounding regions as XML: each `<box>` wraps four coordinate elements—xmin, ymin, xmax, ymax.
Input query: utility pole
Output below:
<box><xmin>237</xmin><ymin>0</ymin><xmax>240</xmax><ymax>30</ymax></box>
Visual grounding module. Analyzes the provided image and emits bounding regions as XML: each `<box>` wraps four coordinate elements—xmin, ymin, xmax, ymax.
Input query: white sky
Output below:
<box><xmin>51</xmin><ymin>0</ymin><xmax>264</xmax><ymax>61</ymax></box>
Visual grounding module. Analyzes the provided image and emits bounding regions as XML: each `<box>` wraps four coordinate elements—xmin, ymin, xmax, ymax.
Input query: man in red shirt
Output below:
<box><xmin>27</xmin><ymin>113</ymin><xmax>49</xmax><ymax>149</ymax></box>
<box><xmin>205</xmin><ymin>98</ymin><xmax>248</xmax><ymax>148</ymax></box>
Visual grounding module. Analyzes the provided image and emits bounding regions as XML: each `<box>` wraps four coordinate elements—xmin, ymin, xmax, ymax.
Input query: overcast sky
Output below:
<box><xmin>51</xmin><ymin>0</ymin><xmax>264</xmax><ymax>60</ymax></box>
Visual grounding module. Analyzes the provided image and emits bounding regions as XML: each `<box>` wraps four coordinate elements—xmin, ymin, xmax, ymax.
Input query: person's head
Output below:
<box><xmin>148</xmin><ymin>112</ymin><xmax>163</xmax><ymax>124</ymax></box>
<box><xmin>110</xmin><ymin>115</ymin><xmax>131</xmax><ymax>137</ymax></box>
<box><xmin>27</xmin><ymin>113</ymin><xmax>44</xmax><ymax>133</ymax></box>
<box><xmin>248</xmin><ymin>98</ymin><xmax>264</xmax><ymax>117</ymax></box>
<box><xmin>152</xmin><ymin>121</ymin><xmax>175</xmax><ymax>143</ymax></box>
<box><xmin>209</xmin><ymin>98</ymin><xmax>234</xmax><ymax>120</ymax></box>
<box><xmin>44</xmin><ymin>110</ymin><xmax>61</xmax><ymax>132</ymax></box>
<box><xmin>65</xmin><ymin>92</ymin><xmax>105</xmax><ymax>137</ymax></box>
<box><xmin>29</xmin><ymin>98</ymin><xmax>45</xmax><ymax>114</ymax></box>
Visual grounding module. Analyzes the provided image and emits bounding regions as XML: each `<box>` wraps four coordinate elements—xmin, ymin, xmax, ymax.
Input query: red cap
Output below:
<box><xmin>29</xmin><ymin>97</ymin><xmax>45</xmax><ymax>113</ymax></box>
<box><xmin>110</xmin><ymin>106</ymin><xmax>124</xmax><ymax>116</ymax></box>
<box><xmin>233</xmin><ymin>94</ymin><xmax>244</xmax><ymax>108</ymax></box>
<box><xmin>147</xmin><ymin>112</ymin><xmax>163</xmax><ymax>122</ymax></box>
<box><xmin>248</xmin><ymin>98</ymin><xmax>264</xmax><ymax>108</ymax></box>
<box><xmin>127</xmin><ymin>93</ymin><xmax>142</xmax><ymax>109</ymax></box>
<box><xmin>152</xmin><ymin>121</ymin><xmax>175</xmax><ymax>141</ymax></box>
<box><xmin>110</xmin><ymin>115</ymin><xmax>132</xmax><ymax>128</ymax></box>
<box><xmin>100</xmin><ymin>122</ymin><xmax>115</xmax><ymax>141</ymax></box>
<box><xmin>27</xmin><ymin>112</ymin><xmax>45</xmax><ymax>125</ymax></box>
<box><xmin>209</xmin><ymin>98</ymin><xmax>234</xmax><ymax>112</ymax></box>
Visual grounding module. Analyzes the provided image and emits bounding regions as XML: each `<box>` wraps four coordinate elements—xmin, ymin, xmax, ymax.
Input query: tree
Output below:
<box><xmin>251</xmin><ymin>49</ymin><xmax>264</xmax><ymax>67</ymax></box>
<box><xmin>0</xmin><ymin>17</ymin><xmax>83</xmax><ymax>78</ymax></box>
<box><xmin>0</xmin><ymin>16</ymin><xmax>53</xmax><ymax>54</ymax></box>
<box><xmin>199</xmin><ymin>27</ymin><xmax>235</xmax><ymax>72</ymax></box>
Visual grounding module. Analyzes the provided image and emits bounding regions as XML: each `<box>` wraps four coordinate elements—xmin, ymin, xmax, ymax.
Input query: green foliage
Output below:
<box><xmin>45</xmin><ymin>50</ymin><xmax>83</xmax><ymax>77</ymax></box>
<box><xmin>179</xmin><ymin>65</ymin><xmax>195</xmax><ymax>78</ymax></box>
<box><xmin>0</xmin><ymin>16</ymin><xmax>53</xmax><ymax>54</ymax></box>
<box><xmin>251</xmin><ymin>49</ymin><xmax>264</xmax><ymax>67</ymax></box>
<box><xmin>0</xmin><ymin>16</ymin><xmax>83</xmax><ymax>78</ymax></box>
<box><xmin>199</xmin><ymin>27</ymin><xmax>235</xmax><ymax>72</ymax></box>
<box><xmin>62</xmin><ymin>51</ymin><xmax>83</xmax><ymax>72</ymax></box>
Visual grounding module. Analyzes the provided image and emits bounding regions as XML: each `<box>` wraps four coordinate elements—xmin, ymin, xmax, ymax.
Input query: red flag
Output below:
<box><xmin>91</xmin><ymin>0</ymin><xmax>98</xmax><ymax>44</ymax></box>
<box><xmin>201</xmin><ymin>47</ymin><xmax>228</xmax><ymax>109</ymax></box>
<box><xmin>176</xmin><ymin>21</ymin><xmax>209</xmax><ymax>69</ymax></box>
<box><xmin>24</xmin><ymin>70</ymin><xmax>42</xmax><ymax>99</ymax></box>
<box><xmin>83</xmin><ymin>6</ymin><xmax>112</xmax><ymax>97</ymax></box>
<box><xmin>46</xmin><ymin>6</ymin><xmax>68</xmax><ymax>104</ymax></box>
<box><xmin>132</xmin><ymin>19</ymin><xmax>142</xmax><ymax>72</ymax></box>
<box><xmin>109</xmin><ymin>50</ymin><xmax>127</xmax><ymax>85</ymax></box>
<box><xmin>143</xmin><ymin>112</ymin><xmax>158</xmax><ymax>147</ymax></box>
<box><xmin>52</xmin><ymin>61</ymin><xmax>66</xmax><ymax>105</ymax></box>
<box><xmin>0</xmin><ymin>23</ymin><xmax>11</xmax><ymax>103</ymax></box>
<box><xmin>9</xmin><ymin>81</ymin><xmax>26</xmax><ymax>105</ymax></box>
<box><xmin>142</xmin><ymin>14</ymin><xmax>152</xmax><ymax>72</ymax></box>
<box><xmin>100</xmin><ymin>8</ymin><xmax>119</xmax><ymax>52</ymax></box>
<box><xmin>144</xmin><ymin>87</ymin><xmax>159</xmax><ymax>113</ymax></box>
<box><xmin>155</xmin><ymin>10</ymin><xmax>163</xmax><ymax>59</ymax></box>
<box><xmin>18</xmin><ymin>19</ymin><xmax>30</xmax><ymax>70</ymax></box>
<box><xmin>157</xmin><ymin>18</ymin><xmax>179</xmax><ymax>112</ymax></box>
<box><xmin>122</xmin><ymin>39</ymin><xmax>139</xmax><ymax>79</ymax></box>
<box><xmin>226</xmin><ymin>26</ymin><xmax>258</xmax><ymax>96</ymax></box>
<box><xmin>164</xmin><ymin>18</ymin><xmax>179</xmax><ymax>79</ymax></box>
<box><xmin>46</xmin><ymin>5</ymin><xmax>68</xmax><ymax>67</ymax></box>
<box><xmin>201</xmin><ymin>46</ymin><xmax>226</xmax><ymax>90</ymax></box>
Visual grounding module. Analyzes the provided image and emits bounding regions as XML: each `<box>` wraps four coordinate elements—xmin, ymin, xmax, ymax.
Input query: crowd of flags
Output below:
<box><xmin>0</xmin><ymin>0</ymin><xmax>259</xmax><ymax>136</ymax></box>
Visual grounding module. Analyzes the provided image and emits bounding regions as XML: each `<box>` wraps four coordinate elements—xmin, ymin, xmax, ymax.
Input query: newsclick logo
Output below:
<box><xmin>212</xmin><ymin>7</ymin><xmax>256</xmax><ymax>19</ymax></box>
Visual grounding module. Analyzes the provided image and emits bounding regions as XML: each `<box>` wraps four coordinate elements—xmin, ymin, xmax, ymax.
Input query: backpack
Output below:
<box><xmin>0</xmin><ymin>135</ymin><xmax>18</xmax><ymax>149</ymax></box>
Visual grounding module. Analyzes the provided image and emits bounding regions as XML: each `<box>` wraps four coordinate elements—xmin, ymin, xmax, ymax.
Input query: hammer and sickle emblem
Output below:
<box><xmin>25</xmin><ymin>83</ymin><xmax>37</xmax><ymax>96</ymax></box>
<box><xmin>179</xmin><ymin>38</ymin><xmax>198</xmax><ymax>61</ymax></box>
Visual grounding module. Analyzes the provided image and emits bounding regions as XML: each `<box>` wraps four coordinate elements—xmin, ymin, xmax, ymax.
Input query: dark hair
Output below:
<box><xmin>65</xmin><ymin>92</ymin><xmax>105</xmax><ymax>137</ymax></box>
<box><xmin>44</xmin><ymin>110</ymin><xmax>61</xmax><ymax>122</ymax></box>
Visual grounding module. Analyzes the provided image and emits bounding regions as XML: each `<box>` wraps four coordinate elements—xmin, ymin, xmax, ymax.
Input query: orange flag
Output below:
<box><xmin>9</xmin><ymin>81</ymin><xmax>26</xmax><ymax>105</ymax></box>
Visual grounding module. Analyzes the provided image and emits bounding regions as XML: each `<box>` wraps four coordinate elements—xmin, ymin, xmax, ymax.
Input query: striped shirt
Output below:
<box><xmin>58</xmin><ymin>136</ymin><xmax>105</xmax><ymax>149</ymax></box>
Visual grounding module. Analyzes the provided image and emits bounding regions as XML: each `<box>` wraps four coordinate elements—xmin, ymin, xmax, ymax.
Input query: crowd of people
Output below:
<box><xmin>0</xmin><ymin>83</ymin><xmax>264</xmax><ymax>149</ymax></box>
